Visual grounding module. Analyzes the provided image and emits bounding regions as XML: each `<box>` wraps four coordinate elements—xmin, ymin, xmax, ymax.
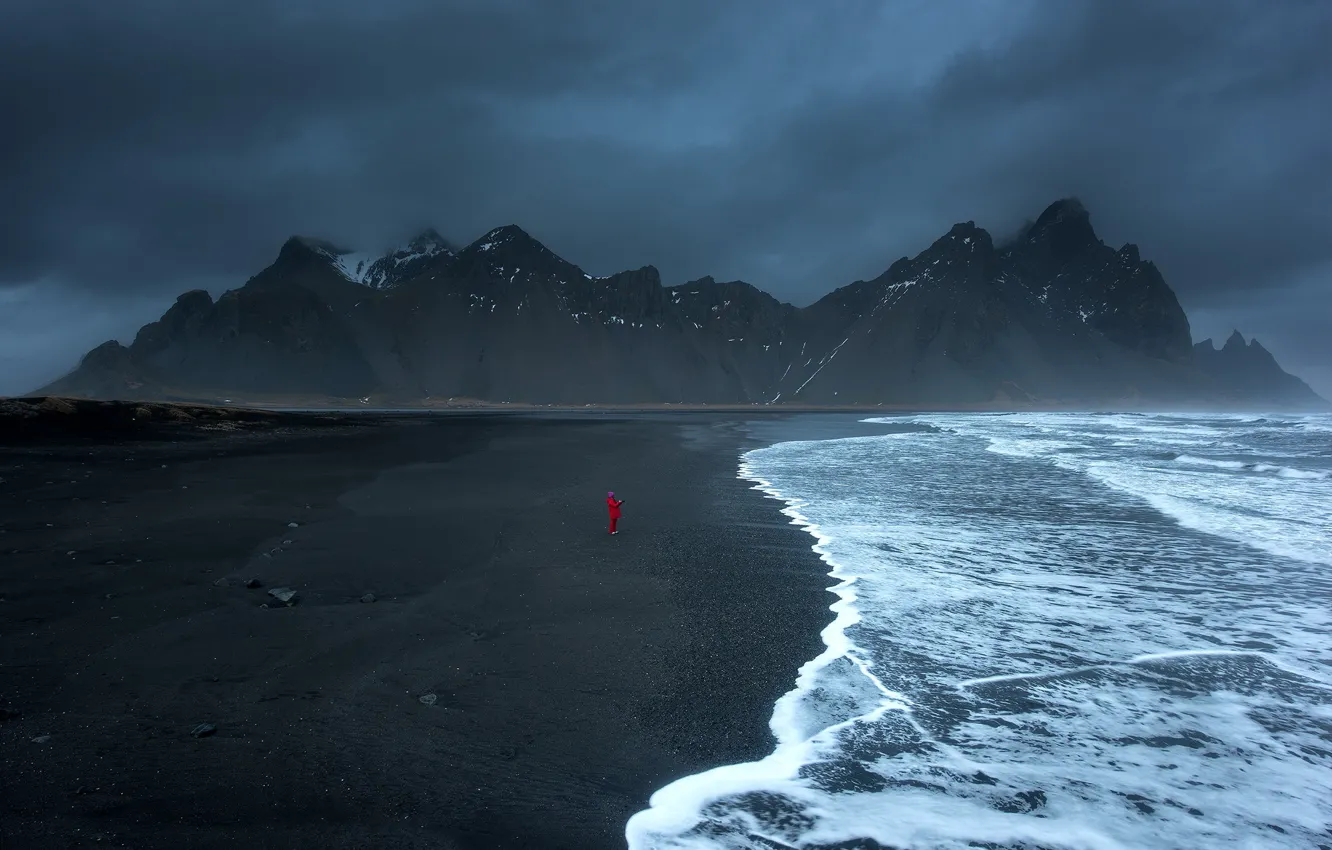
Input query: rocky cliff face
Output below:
<box><xmin>1191</xmin><ymin>331</ymin><xmax>1323</xmax><ymax>408</ymax></box>
<box><xmin>122</xmin><ymin>246</ymin><xmax>380</xmax><ymax>397</ymax></box>
<box><xmin>36</xmin><ymin>200</ymin><xmax>1325</xmax><ymax>409</ymax></box>
<box><xmin>1002</xmin><ymin>199</ymin><xmax>1193</xmax><ymax>361</ymax></box>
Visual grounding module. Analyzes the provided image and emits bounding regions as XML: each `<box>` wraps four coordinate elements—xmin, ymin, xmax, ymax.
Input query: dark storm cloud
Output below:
<box><xmin>2</xmin><ymin>0</ymin><xmax>1329</xmax><ymax>395</ymax></box>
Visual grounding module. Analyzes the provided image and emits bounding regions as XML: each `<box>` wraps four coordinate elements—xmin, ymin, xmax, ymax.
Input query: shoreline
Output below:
<box><xmin>628</xmin><ymin>415</ymin><xmax>929</xmax><ymax>844</ymax></box>
<box><xmin>627</xmin><ymin>443</ymin><xmax>841</xmax><ymax>844</ymax></box>
<box><xmin>7</xmin><ymin>394</ymin><xmax>1312</xmax><ymax>420</ymax></box>
<box><xmin>0</xmin><ymin>411</ymin><xmax>885</xmax><ymax>848</ymax></box>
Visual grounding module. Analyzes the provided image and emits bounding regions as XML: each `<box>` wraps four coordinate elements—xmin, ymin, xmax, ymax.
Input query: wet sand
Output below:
<box><xmin>0</xmin><ymin>412</ymin><xmax>839</xmax><ymax>849</ymax></box>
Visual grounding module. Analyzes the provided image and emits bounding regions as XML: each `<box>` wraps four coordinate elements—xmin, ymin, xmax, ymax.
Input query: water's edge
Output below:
<box><xmin>626</xmin><ymin>436</ymin><xmax>890</xmax><ymax>845</ymax></box>
<box><xmin>628</xmin><ymin>412</ymin><xmax>1332</xmax><ymax>848</ymax></box>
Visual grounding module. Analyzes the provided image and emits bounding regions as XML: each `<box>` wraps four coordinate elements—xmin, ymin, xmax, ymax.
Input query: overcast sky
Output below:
<box><xmin>2</xmin><ymin>0</ymin><xmax>1329</xmax><ymax>397</ymax></box>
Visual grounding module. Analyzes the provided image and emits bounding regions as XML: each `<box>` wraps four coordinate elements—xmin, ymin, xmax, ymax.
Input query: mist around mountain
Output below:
<box><xmin>34</xmin><ymin>200</ymin><xmax>1326</xmax><ymax>410</ymax></box>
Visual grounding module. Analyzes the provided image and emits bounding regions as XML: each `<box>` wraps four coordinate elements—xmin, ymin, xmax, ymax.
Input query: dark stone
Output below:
<box><xmin>267</xmin><ymin>587</ymin><xmax>297</xmax><ymax>605</ymax></box>
<box><xmin>190</xmin><ymin>723</ymin><xmax>217</xmax><ymax>738</ymax></box>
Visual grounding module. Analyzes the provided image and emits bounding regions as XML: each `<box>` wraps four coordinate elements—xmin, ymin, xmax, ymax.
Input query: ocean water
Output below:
<box><xmin>627</xmin><ymin>412</ymin><xmax>1332</xmax><ymax>850</ymax></box>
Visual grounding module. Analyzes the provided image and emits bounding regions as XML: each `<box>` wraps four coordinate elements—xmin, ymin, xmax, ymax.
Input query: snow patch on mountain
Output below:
<box><xmin>473</xmin><ymin>227</ymin><xmax>528</xmax><ymax>255</ymax></box>
<box><xmin>794</xmin><ymin>336</ymin><xmax>850</xmax><ymax>395</ymax></box>
<box><xmin>874</xmin><ymin>277</ymin><xmax>923</xmax><ymax>313</ymax></box>
<box><xmin>316</xmin><ymin>232</ymin><xmax>454</xmax><ymax>290</ymax></box>
<box><xmin>328</xmin><ymin>251</ymin><xmax>380</xmax><ymax>285</ymax></box>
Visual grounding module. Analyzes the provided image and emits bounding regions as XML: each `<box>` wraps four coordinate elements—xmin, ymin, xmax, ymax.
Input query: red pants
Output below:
<box><xmin>609</xmin><ymin>516</ymin><xmax>619</xmax><ymax>534</ymax></box>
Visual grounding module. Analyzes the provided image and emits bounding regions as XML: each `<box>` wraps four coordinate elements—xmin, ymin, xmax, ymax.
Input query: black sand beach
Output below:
<box><xmin>0</xmin><ymin>410</ymin><xmax>863</xmax><ymax>849</ymax></box>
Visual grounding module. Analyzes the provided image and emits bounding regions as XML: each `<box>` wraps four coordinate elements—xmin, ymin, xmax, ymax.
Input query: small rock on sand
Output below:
<box><xmin>32</xmin><ymin>735</ymin><xmax>51</xmax><ymax>744</ymax></box>
<box><xmin>360</xmin><ymin>593</ymin><xmax>376</xmax><ymax>603</ymax></box>
<box><xmin>267</xmin><ymin>587</ymin><xmax>297</xmax><ymax>605</ymax></box>
<box><xmin>212</xmin><ymin>577</ymin><xmax>231</xmax><ymax>587</ymax></box>
<box><xmin>287</xmin><ymin>522</ymin><xmax>299</xmax><ymax>528</ymax></box>
<box><xmin>418</xmin><ymin>694</ymin><xmax>438</xmax><ymax>706</ymax></box>
<box><xmin>244</xmin><ymin>578</ymin><xmax>262</xmax><ymax>589</ymax></box>
<box><xmin>191</xmin><ymin>723</ymin><xmax>217</xmax><ymax>738</ymax></box>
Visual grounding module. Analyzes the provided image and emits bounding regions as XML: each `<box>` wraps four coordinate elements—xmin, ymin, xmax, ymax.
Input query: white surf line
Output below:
<box><xmin>957</xmin><ymin>664</ymin><xmax>1114</xmax><ymax>689</ymax></box>
<box><xmin>740</xmin><ymin>460</ymin><xmax>966</xmax><ymax>753</ymax></box>
<box><xmin>793</xmin><ymin>337</ymin><xmax>850</xmax><ymax>396</ymax></box>
<box><xmin>1130</xmin><ymin>649</ymin><xmax>1332</xmax><ymax>689</ymax></box>
<box><xmin>957</xmin><ymin>648</ymin><xmax>1332</xmax><ymax>692</ymax></box>
<box><xmin>1126</xmin><ymin>648</ymin><xmax>1261</xmax><ymax>664</ymax></box>
<box><xmin>628</xmin><ymin>439</ymin><xmax>1036</xmax><ymax>846</ymax></box>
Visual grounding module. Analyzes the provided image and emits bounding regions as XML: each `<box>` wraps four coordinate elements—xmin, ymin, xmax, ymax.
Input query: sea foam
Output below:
<box><xmin>628</xmin><ymin>413</ymin><xmax>1332</xmax><ymax>849</ymax></box>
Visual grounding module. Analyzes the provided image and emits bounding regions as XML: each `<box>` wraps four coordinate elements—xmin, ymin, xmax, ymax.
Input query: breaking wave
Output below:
<box><xmin>627</xmin><ymin>412</ymin><xmax>1332</xmax><ymax>849</ymax></box>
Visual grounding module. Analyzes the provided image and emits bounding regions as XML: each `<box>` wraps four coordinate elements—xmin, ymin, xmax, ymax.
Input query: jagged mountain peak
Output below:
<box><xmin>1194</xmin><ymin>328</ymin><xmax>1321</xmax><ymax>405</ymax></box>
<box><xmin>1196</xmin><ymin>332</ymin><xmax>1265</xmax><ymax>356</ymax></box>
<box><xmin>270</xmin><ymin>230</ymin><xmax>456</xmax><ymax>290</ymax></box>
<box><xmin>1036</xmin><ymin>197</ymin><xmax>1088</xmax><ymax>224</ymax></box>
<box><xmin>458</xmin><ymin>225</ymin><xmax>557</xmax><ymax>265</ymax></box>
<box><xmin>173</xmin><ymin>289</ymin><xmax>214</xmax><ymax>311</ymax></box>
<box><xmin>465</xmin><ymin>224</ymin><xmax>543</xmax><ymax>253</ymax></box>
<box><xmin>1024</xmin><ymin>197</ymin><xmax>1099</xmax><ymax>254</ymax></box>
<box><xmin>948</xmin><ymin>220</ymin><xmax>988</xmax><ymax>237</ymax></box>
<box><xmin>81</xmin><ymin>339</ymin><xmax>132</xmax><ymax>368</ymax></box>
<box><xmin>277</xmin><ymin>235</ymin><xmax>346</xmax><ymax>264</ymax></box>
<box><xmin>271</xmin><ymin>235</ymin><xmax>369</xmax><ymax>283</ymax></box>
<box><xmin>1218</xmin><ymin>330</ymin><xmax>1275</xmax><ymax>360</ymax></box>
<box><xmin>39</xmin><ymin>197</ymin><xmax>1326</xmax><ymax>410</ymax></box>
<box><xmin>667</xmin><ymin>276</ymin><xmax>788</xmax><ymax>316</ymax></box>
<box><xmin>406</xmin><ymin>227</ymin><xmax>452</xmax><ymax>252</ymax></box>
<box><xmin>454</xmin><ymin>224</ymin><xmax>586</xmax><ymax>283</ymax></box>
<box><xmin>878</xmin><ymin>221</ymin><xmax>996</xmax><ymax>282</ymax></box>
<box><xmin>670</xmin><ymin>275</ymin><xmax>768</xmax><ymax>294</ymax></box>
<box><xmin>925</xmin><ymin>221</ymin><xmax>995</xmax><ymax>258</ymax></box>
<box><xmin>357</xmin><ymin>230</ymin><xmax>456</xmax><ymax>290</ymax></box>
<box><xmin>870</xmin><ymin>220</ymin><xmax>996</xmax><ymax>308</ymax></box>
<box><xmin>290</xmin><ymin>235</ymin><xmax>342</xmax><ymax>251</ymax></box>
<box><xmin>1002</xmin><ymin>198</ymin><xmax>1192</xmax><ymax>361</ymax></box>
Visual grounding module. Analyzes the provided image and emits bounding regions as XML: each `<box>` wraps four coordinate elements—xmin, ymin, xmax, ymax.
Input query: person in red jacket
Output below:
<box><xmin>607</xmin><ymin>491</ymin><xmax>624</xmax><ymax>535</ymax></box>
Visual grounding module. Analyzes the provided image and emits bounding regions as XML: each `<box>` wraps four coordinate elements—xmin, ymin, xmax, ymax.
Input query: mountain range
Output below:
<box><xmin>36</xmin><ymin>199</ymin><xmax>1326</xmax><ymax>409</ymax></box>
